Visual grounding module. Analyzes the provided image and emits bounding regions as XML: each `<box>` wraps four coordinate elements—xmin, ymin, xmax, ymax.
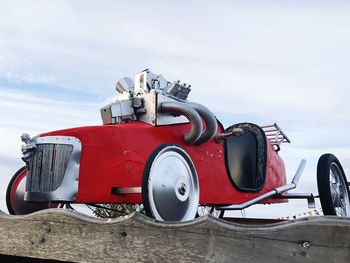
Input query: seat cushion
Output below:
<box><xmin>224</xmin><ymin>123</ymin><xmax>267</xmax><ymax>192</ymax></box>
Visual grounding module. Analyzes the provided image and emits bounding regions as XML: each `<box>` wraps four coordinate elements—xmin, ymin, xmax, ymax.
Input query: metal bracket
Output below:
<box><xmin>216</xmin><ymin>159</ymin><xmax>307</xmax><ymax>210</ymax></box>
<box><xmin>261</xmin><ymin>123</ymin><xmax>291</xmax><ymax>146</ymax></box>
<box><xmin>273</xmin><ymin>193</ymin><xmax>317</xmax><ymax>209</ymax></box>
<box><xmin>215</xmin><ymin>128</ymin><xmax>244</xmax><ymax>143</ymax></box>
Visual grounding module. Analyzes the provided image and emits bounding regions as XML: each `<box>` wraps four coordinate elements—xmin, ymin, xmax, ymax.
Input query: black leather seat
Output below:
<box><xmin>224</xmin><ymin>123</ymin><xmax>267</xmax><ymax>192</ymax></box>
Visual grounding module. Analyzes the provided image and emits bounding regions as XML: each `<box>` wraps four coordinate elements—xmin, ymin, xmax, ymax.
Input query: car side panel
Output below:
<box><xmin>41</xmin><ymin>122</ymin><xmax>287</xmax><ymax>205</ymax></box>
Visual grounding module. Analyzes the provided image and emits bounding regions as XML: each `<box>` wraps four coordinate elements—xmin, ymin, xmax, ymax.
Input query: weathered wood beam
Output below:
<box><xmin>0</xmin><ymin>209</ymin><xmax>349</xmax><ymax>262</ymax></box>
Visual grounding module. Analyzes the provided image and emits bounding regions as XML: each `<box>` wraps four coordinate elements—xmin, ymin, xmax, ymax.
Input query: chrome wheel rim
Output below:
<box><xmin>329</xmin><ymin>162</ymin><xmax>350</xmax><ymax>216</ymax></box>
<box><xmin>147</xmin><ymin>146</ymin><xmax>199</xmax><ymax>221</ymax></box>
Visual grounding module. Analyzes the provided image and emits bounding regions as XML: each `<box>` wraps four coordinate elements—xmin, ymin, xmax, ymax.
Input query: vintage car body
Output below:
<box><xmin>7</xmin><ymin>69</ymin><xmax>350</xmax><ymax>221</ymax></box>
<box><xmin>33</xmin><ymin>122</ymin><xmax>286</xmax><ymax>205</ymax></box>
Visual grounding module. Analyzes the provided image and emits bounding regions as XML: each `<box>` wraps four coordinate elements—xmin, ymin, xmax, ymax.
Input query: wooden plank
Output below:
<box><xmin>0</xmin><ymin>254</ymin><xmax>64</xmax><ymax>263</ymax></box>
<box><xmin>0</xmin><ymin>209</ymin><xmax>349</xmax><ymax>262</ymax></box>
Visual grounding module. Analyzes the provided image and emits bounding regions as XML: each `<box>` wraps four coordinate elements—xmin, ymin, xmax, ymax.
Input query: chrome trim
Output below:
<box><xmin>291</xmin><ymin>159</ymin><xmax>307</xmax><ymax>186</ymax></box>
<box><xmin>111</xmin><ymin>187</ymin><xmax>142</xmax><ymax>195</ymax></box>
<box><xmin>261</xmin><ymin>123</ymin><xmax>291</xmax><ymax>146</ymax></box>
<box><xmin>216</xmin><ymin>160</ymin><xmax>307</xmax><ymax>210</ymax></box>
<box><xmin>24</xmin><ymin>136</ymin><xmax>81</xmax><ymax>202</ymax></box>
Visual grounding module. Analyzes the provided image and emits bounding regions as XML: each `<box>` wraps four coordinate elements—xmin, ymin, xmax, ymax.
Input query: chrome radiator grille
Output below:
<box><xmin>26</xmin><ymin>144</ymin><xmax>73</xmax><ymax>193</ymax></box>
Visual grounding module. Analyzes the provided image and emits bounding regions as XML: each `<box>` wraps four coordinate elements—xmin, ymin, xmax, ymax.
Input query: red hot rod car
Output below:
<box><xmin>6</xmin><ymin>69</ymin><xmax>350</xmax><ymax>221</ymax></box>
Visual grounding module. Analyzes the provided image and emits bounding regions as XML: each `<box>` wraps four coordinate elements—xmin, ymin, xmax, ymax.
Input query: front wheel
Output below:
<box><xmin>142</xmin><ymin>144</ymin><xmax>200</xmax><ymax>221</ymax></box>
<box><xmin>317</xmin><ymin>154</ymin><xmax>350</xmax><ymax>217</ymax></box>
<box><xmin>6</xmin><ymin>167</ymin><xmax>59</xmax><ymax>215</ymax></box>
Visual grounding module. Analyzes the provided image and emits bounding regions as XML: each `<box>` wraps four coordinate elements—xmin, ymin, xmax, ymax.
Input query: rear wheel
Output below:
<box><xmin>142</xmin><ymin>145</ymin><xmax>199</xmax><ymax>221</ymax></box>
<box><xmin>6</xmin><ymin>167</ymin><xmax>60</xmax><ymax>215</ymax></box>
<box><xmin>317</xmin><ymin>154</ymin><xmax>350</xmax><ymax>217</ymax></box>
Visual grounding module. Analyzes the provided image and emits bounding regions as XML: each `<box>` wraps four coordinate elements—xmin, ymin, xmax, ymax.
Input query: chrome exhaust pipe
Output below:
<box><xmin>159</xmin><ymin>101</ymin><xmax>203</xmax><ymax>145</ymax></box>
<box><xmin>189</xmin><ymin>102</ymin><xmax>218</xmax><ymax>145</ymax></box>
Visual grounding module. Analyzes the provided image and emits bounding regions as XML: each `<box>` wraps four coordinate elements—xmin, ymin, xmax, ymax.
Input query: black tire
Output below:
<box><xmin>317</xmin><ymin>154</ymin><xmax>350</xmax><ymax>216</ymax></box>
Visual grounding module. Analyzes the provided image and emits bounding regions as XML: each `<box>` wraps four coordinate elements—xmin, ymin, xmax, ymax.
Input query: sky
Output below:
<box><xmin>1</xmin><ymin>0</ymin><xmax>350</xmax><ymax>218</ymax></box>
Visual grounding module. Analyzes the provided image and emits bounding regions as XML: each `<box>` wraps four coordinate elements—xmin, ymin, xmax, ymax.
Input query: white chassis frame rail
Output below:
<box><xmin>215</xmin><ymin>160</ymin><xmax>317</xmax><ymax>210</ymax></box>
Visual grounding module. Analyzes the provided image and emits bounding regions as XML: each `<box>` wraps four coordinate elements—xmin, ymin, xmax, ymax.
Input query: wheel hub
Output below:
<box><xmin>175</xmin><ymin>178</ymin><xmax>190</xmax><ymax>201</ymax></box>
<box><xmin>178</xmin><ymin>183</ymin><xmax>187</xmax><ymax>196</ymax></box>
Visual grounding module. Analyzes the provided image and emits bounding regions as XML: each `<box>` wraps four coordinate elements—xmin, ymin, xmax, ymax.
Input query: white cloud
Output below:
<box><xmin>0</xmin><ymin>88</ymin><xmax>102</xmax><ymax>212</ymax></box>
<box><xmin>1</xmin><ymin>1</ymin><xmax>350</xmax><ymax>217</ymax></box>
<box><xmin>0</xmin><ymin>71</ymin><xmax>58</xmax><ymax>85</ymax></box>
<box><xmin>1</xmin><ymin>1</ymin><xmax>350</xmax><ymax>99</ymax></box>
